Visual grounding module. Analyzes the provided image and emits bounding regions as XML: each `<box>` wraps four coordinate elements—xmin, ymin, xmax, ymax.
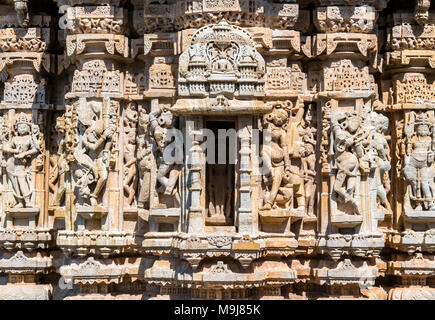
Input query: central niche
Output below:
<box><xmin>205</xmin><ymin>120</ymin><xmax>236</xmax><ymax>227</ymax></box>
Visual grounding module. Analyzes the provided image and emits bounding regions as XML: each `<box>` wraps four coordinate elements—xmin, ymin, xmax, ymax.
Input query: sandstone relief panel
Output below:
<box><xmin>0</xmin><ymin>0</ymin><xmax>434</xmax><ymax>300</ymax></box>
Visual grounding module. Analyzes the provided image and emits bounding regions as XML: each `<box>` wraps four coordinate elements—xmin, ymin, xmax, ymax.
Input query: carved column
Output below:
<box><xmin>237</xmin><ymin>116</ymin><xmax>253</xmax><ymax>234</ymax></box>
<box><xmin>313</xmin><ymin>0</ymin><xmax>389</xmax><ymax>294</ymax></box>
<box><xmin>3</xmin><ymin>0</ymin><xmax>435</xmax><ymax>300</ymax></box>
<box><xmin>185</xmin><ymin>117</ymin><xmax>205</xmax><ymax>234</ymax></box>
<box><xmin>54</xmin><ymin>0</ymin><xmax>134</xmax><ymax>296</ymax></box>
<box><xmin>0</xmin><ymin>5</ymin><xmax>52</xmax><ymax>299</ymax></box>
<box><xmin>382</xmin><ymin>2</ymin><xmax>435</xmax><ymax>299</ymax></box>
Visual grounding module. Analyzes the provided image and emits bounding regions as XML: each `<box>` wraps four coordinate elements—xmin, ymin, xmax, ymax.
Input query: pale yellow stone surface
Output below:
<box><xmin>0</xmin><ymin>0</ymin><xmax>434</xmax><ymax>300</ymax></box>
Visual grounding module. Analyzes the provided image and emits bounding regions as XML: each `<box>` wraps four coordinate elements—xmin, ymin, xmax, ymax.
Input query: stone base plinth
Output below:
<box><xmin>331</xmin><ymin>214</ymin><xmax>363</xmax><ymax>228</ymax></box>
<box><xmin>6</xmin><ymin>207</ymin><xmax>40</xmax><ymax>218</ymax></box>
<box><xmin>76</xmin><ymin>206</ymin><xmax>108</xmax><ymax>220</ymax></box>
<box><xmin>205</xmin><ymin>215</ymin><xmax>233</xmax><ymax>226</ymax></box>
<box><xmin>0</xmin><ymin>284</ymin><xmax>51</xmax><ymax>300</ymax></box>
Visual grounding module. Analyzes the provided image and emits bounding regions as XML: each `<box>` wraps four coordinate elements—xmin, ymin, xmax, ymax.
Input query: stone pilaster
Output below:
<box><xmin>0</xmin><ymin>4</ymin><xmax>53</xmax><ymax>299</ymax></box>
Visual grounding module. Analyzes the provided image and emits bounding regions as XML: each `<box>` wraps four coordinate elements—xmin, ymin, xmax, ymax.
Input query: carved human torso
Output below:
<box><xmin>83</xmin><ymin>120</ymin><xmax>107</xmax><ymax>160</ymax></box>
<box><xmin>270</xmin><ymin>127</ymin><xmax>285</xmax><ymax>166</ymax></box>
<box><xmin>410</xmin><ymin>135</ymin><xmax>432</xmax><ymax>166</ymax></box>
<box><xmin>6</xmin><ymin>133</ymin><xmax>34</xmax><ymax>172</ymax></box>
<box><xmin>137</xmin><ymin>136</ymin><xmax>153</xmax><ymax>172</ymax></box>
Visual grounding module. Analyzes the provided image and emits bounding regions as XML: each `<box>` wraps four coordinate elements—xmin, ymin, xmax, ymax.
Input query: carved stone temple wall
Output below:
<box><xmin>1</xmin><ymin>0</ymin><xmax>435</xmax><ymax>300</ymax></box>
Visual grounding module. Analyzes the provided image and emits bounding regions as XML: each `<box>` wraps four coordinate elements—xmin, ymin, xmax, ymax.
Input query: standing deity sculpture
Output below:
<box><xmin>302</xmin><ymin>143</ymin><xmax>316</xmax><ymax>217</ymax></box>
<box><xmin>330</xmin><ymin>110</ymin><xmax>367</xmax><ymax>214</ymax></box>
<box><xmin>330</xmin><ymin>107</ymin><xmax>390</xmax><ymax>217</ymax></box>
<box><xmin>403</xmin><ymin>112</ymin><xmax>435</xmax><ymax>212</ymax></box>
<box><xmin>49</xmin><ymin>116</ymin><xmax>69</xmax><ymax>208</ymax></box>
<box><xmin>2</xmin><ymin>112</ymin><xmax>41</xmax><ymax>208</ymax></box>
<box><xmin>261</xmin><ymin>100</ymin><xmax>311</xmax><ymax>214</ymax></box>
<box><xmin>73</xmin><ymin>101</ymin><xmax>116</xmax><ymax>208</ymax></box>
<box><xmin>136</xmin><ymin>108</ymin><xmax>154</xmax><ymax>210</ymax></box>
<box><xmin>288</xmin><ymin>99</ymin><xmax>307</xmax><ymax>214</ymax></box>
<box><xmin>123</xmin><ymin>102</ymin><xmax>139</xmax><ymax>207</ymax></box>
<box><xmin>301</xmin><ymin>104</ymin><xmax>317</xmax><ymax>217</ymax></box>
<box><xmin>261</xmin><ymin>103</ymin><xmax>292</xmax><ymax>210</ymax></box>
<box><xmin>48</xmin><ymin>122</ymin><xmax>59</xmax><ymax>206</ymax></box>
<box><xmin>301</xmin><ymin>104</ymin><xmax>317</xmax><ymax>148</ymax></box>
<box><xmin>371</xmin><ymin>113</ymin><xmax>392</xmax><ymax>214</ymax></box>
<box><xmin>149</xmin><ymin>107</ymin><xmax>182</xmax><ymax>208</ymax></box>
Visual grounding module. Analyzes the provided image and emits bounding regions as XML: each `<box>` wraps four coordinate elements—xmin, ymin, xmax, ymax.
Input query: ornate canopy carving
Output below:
<box><xmin>178</xmin><ymin>19</ymin><xmax>265</xmax><ymax>98</ymax></box>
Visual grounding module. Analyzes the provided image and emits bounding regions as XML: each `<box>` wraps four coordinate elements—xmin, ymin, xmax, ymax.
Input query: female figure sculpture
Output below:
<box><xmin>403</xmin><ymin>113</ymin><xmax>435</xmax><ymax>211</ymax></box>
<box><xmin>74</xmin><ymin>110</ymin><xmax>115</xmax><ymax>207</ymax></box>
<box><xmin>136</xmin><ymin>109</ymin><xmax>153</xmax><ymax>209</ymax></box>
<box><xmin>372</xmin><ymin>113</ymin><xmax>392</xmax><ymax>213</ymax></box>
<box><xmin>3</xmin><ymin>113</ymin><xmax>40</xmax><ymax>208</ymax></box>
<box><xmin>149</xmin><ymin>107</ymin><xmax>182</xmax><ymax>207</ymax></box>
<box><xmin>261</xmin><ymin>104</ymin><xmax>292</xmax><ymax>210</ymax></box>
<box><xmin>330</xmin><ymin>111</ymin><xmax>361</xmax><ymax>212</ymax></box>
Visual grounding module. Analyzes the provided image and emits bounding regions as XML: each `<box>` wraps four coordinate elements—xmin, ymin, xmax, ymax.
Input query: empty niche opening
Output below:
<box><xmin>205</xmin><ymin>120</ymin><xmax>236</xmax><ymax>227</ymax></box>
<box><xmin>158</xmin><ymin>223</ymin><xmax>175</xmax><ymax>232</ymax></box>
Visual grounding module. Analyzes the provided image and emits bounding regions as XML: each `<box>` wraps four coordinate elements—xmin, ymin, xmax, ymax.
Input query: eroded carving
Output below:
<box><xmin>149</xmin><ymin>106</ymin><xmax>181</xmax><ymax>208</ymax></box>
<box><xmin>72</xmin><ymin>100</ymin><xmax>117</xmax><ymax>209</ymax></box>
<box><xmin>403</xmin><ymin>112</ymin><xmax>435</xmax><ymax>212</ymax></box>
<box><xmin>2</xmin><ymin>112</ymin><xmax>41</xmax><ymax>209</ymax></box>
